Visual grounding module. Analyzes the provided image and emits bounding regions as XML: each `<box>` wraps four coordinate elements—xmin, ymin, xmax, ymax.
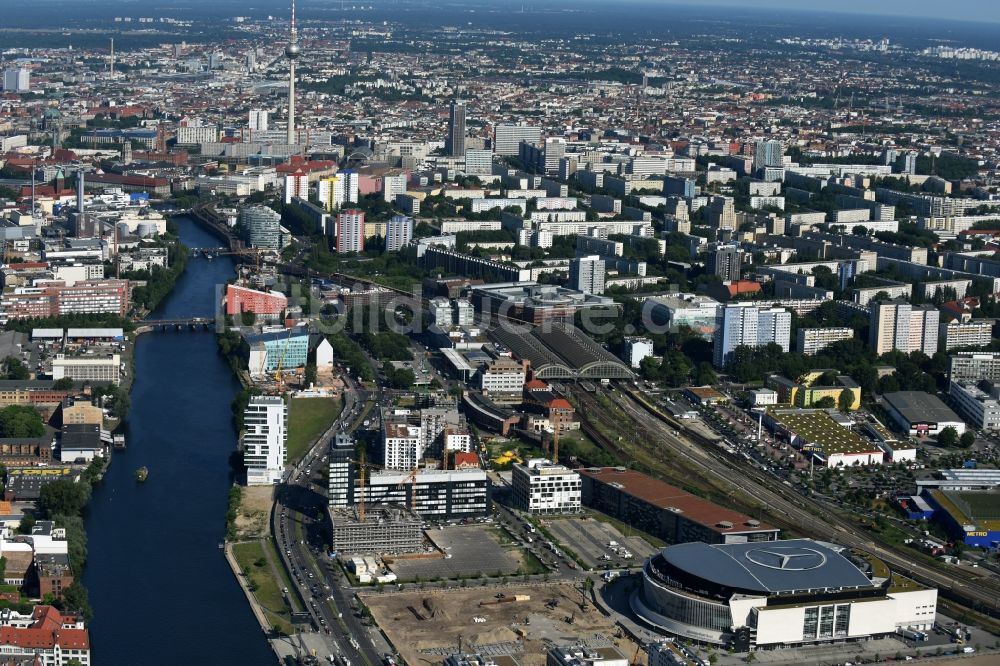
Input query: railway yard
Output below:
<box><xmin>567</xmin><ymin>383</ymin><xmax>1000</xmax><ymax>631</ymax></box>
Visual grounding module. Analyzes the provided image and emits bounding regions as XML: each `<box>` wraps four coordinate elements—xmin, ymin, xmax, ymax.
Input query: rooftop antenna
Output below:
<box><xmin>110</xmin><ymin>38</ymin><xmax>115</xmax><ymax>77</ymax></box>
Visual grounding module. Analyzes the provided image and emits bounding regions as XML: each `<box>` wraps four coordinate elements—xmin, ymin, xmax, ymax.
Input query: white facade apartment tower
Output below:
<box><xmin>569</xmin><ymin>255</ymin><xmax>606</xmax><ymax>295</ymax></box>
<box><xmin>242</xmin><ymin>396</ymin><xmax>288</xmax><ymax>485</ymax></box>
<box><xmin>713</xmin><ymin>303</ymin><xmax>791</xmax><ymax>368</ymax></box>
<box><xmin>386</xmin><ymin>215</ymin><xmax>414</xmax><ymax>252</ymax></box>
<box><xmin>336</xmin><ymin>209</ymin><xmax>365</xmax><ymax>253</ymax></box>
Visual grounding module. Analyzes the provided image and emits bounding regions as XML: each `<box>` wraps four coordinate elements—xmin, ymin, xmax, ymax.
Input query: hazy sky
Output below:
<box><xmin>646</xmin><ymin>0</ymin><xmax>1000</xmax><ymax>24</ymax></box>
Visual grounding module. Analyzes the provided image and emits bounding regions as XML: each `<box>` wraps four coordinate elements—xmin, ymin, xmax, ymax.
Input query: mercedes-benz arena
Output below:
<box><xmin>632</xmin><ymin>539</ymin><xmax>936</xmax><ymax>649</ymax></box>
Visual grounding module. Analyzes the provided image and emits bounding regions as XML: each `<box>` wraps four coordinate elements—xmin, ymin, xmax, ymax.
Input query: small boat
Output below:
<box><xmin>135</xmin><ymin>466</ymin><xmax>149</xmax><ymax>482</ymax></box>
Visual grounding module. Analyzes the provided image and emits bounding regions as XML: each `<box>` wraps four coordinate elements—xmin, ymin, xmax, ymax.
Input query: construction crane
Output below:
<box><xmin>273</xmin><ymin>327</ymin><xmax>295</xmax><ymax>392</ymax></box>
<box><xmin>405</xmin><ymin>467</ymin><xmax>419</xmax><ymax>512</ymax></box>
<box><xmin>350</xmin><ymin>451</ymin><xmax>385</xmax><ymax>523</ymax></box>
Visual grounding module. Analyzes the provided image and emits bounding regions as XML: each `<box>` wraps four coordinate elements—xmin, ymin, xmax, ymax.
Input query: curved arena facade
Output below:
<box><xmin>632</xmin><ymin>540</ymin><xmax>937</xmax><ymax>649</ymax></box>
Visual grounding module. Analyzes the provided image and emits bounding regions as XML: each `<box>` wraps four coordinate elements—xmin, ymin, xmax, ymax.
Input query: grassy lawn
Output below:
<box><xmin>264</xmin><ymin>538</ymin><xmax>301</xmax><ymax>613</ymax></box>
<box><xmin>287</xmin><ymin>397</ymin><xmax>341</xmax><ymax>463</ymax></box>
<box><xmin>232</xmin><ymin>541</ymin><xmax>293</xmax><ymax>635</ymax></box>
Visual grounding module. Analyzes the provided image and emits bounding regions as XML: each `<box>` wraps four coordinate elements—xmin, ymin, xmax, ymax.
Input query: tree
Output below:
<box><xmin>2</xmin><ymin>357</ymin><xmax>29</xmax><ymax>380</ymax></box>
<box><xmin>52</xmin><ymin>378</ymin><xmax>75</xmax><ymax>391</ymax></box>
<box><xmin>814</xmin><ymin>396</ymin><xmax>837</xmax><ymax>409</ymax></box>
<box><xmin>959</xmin><ymin>431</ymin><xmax>977</xmax><ymax>449</ymax></box>
<box><xmin>838</xmin><ymin>390</ymin><xmax>855</xmax><ymax>412</ymax></box>
<box><xmin>17</xmin><ymin>513</ymin><xmax>35</xmax><ymax>534</ymax></box>
<box><xmin>695</xmin><ymin>362</ymin><xmax>717</xmax><ymax>386</ymax></box>
<box><xmin>38</xmin><ymin>479</ymin><xmax>91</xmax><ymax>519</ymax></box>
<box><xmin>58</xmin><ymin>582</ymin><xmax>92</xmax><ymax>621</ymax></box>
<box><xmin>937</xmin><ymin>426</ymin><xmax>959</xmax><ymax>448</ymax></box>
<box><xmin>0</xmin><ymin>405</ymin><xmax>45</xmax><ymax>438</ymax></box>
<box><xmin>303</xmin><ymin>363</ymin><xmax>317</xmax><ymax>387</ymax></box>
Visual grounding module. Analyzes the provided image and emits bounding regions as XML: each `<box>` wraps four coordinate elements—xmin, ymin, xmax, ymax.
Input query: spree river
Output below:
<box><xmin>83</xmin><ymin>217</ymin><xmax>274</xmax><ymax>664</ymax></box>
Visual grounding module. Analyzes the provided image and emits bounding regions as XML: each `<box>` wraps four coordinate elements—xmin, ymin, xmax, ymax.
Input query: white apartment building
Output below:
<box><xmin>242</xmin><ymin>396</ymin><xmax>288</xmax><ymax>485</ymax></box>
<box><xmin>623</xmin><ymin>336</ymin><xmax>655</xmax><ymax>368</ymax></box>
<box><xmin>284</xmin><ymin>172</ymin><xmax>309</xmax><ymax>204</ymax></box>
<box><xmin>317</xmin><ymin>171</ymin><xmax>359</xmax><ymax>210</ymax></box>
<box><xmin>939</xmin><ymin>319</ymin><xmax>994</xmax><ymax>351</ymax></box>
<box><xmin>383</xmin><ymin>422</ymin><xmax>424</xmax><ymax>470</ymax></box>
<box><xmin>949</xmin><ymin>382</ymin><xmax>1000</xmax><ymax>430</ymax></box>
<box><xmin>385</xmin><ymin>215</ymin><xmax>414</xmax><ymax>252</ymax></box>
<box><xmin>869</xmin><ymin>301</ymin><xmax>939</xmax><ymax>356</ymax></box>
<box><xmin>797</xmin><ymin>327</ymin><xmax>854</xmax><ymax>356</ymax></box>
<box><xmin>512</xmin><ymin>458</ymin><xmax>581</xmax><ymax>515</ymax></box>
<box><xmin>570</xmin><ymin>255</ymin><xmax>606</xmax><ymax>295</ymax></box>
<box><xmin>439</xmin><ymin>220</ymin><xmax>502</xmax><ymax>234</ymax></box>
<box><xmin>2</xmin><ymin>68</ymin><xmax>30</xmax><ymax>92</ymax></box>
<box><xmin>248</xmin><ymin>108</ymin><xmax>269</xmax><ymax>131</ymax></box>
<box><xmin>713</xmin><ymin>304</ymin><xmax>791</xmax><ymax>369</ymax></box>
<box><xmin>494</xmin><ymin>123</ymin><xmax>542</xmax><ymax>156</ymax></box>
<box><xmin>949</xmin><ymin>352</ymin><xmax>1000</xmax><ymax>384</ymax></box>
<box><xmin>336</xmin><ymin>210</ymin><xmax>365</xmax><ymax>253</ymax></box>
<box><xmin>382</xmin><ymin>173</ymin><xmax>408</xmax><ymax>203</ymax></box>
<box><xmin>477</xmin><ymin>357</ymin><xmax>527</xmax><ymax>397</ymax></box>
<box><xmin>51</xmin><ymin>354</ymin><xmax>121</xmax><ymax>385</ymax></box>
<box><xmin>176</xmin><ymin>123</ymin><xmax>219</xmax><ymax>145</ymax></box>
<box><xmin>464</xmin><ymin>149</ymin><xmax>493</xmax><ymax>176</ymax></box>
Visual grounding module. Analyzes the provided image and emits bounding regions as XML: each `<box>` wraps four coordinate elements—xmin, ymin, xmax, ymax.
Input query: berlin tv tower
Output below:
<box><xmin>285</xmin><ymin>0</ymin><xmax>301</xmax><ymax>146</ymax></box>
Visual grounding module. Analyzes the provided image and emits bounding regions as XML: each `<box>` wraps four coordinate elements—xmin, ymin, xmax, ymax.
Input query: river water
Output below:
<box><xmin>82</xmin><ymin>217</ymin><xmax>274</xmax><ymax>664</ymax></box>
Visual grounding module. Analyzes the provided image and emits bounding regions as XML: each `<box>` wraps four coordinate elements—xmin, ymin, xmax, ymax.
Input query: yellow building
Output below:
<box><xmin>765</xmin><ymin>370</ymin><xmax>861</xmax><ymax>411</ymax></box>
<box><xmin>62</xmin><ymin>400</ymin><xmax>104</xmax><ymax>426</ymax></box>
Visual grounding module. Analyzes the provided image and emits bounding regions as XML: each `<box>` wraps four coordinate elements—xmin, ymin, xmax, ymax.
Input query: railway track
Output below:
<box><xmin>569</xmin><ymin>383</ymin><xmax>1000</xmax><ymax>621</ymax></box>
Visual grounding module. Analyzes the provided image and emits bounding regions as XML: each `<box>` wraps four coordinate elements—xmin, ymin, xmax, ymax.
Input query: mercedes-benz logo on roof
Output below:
<box><xmin>744</xmin><ymin>546</ymin><xmax>827</xmax><ymax>571</ymax></box>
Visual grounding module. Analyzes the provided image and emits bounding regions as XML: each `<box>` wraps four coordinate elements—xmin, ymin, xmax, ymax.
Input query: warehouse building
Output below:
<box><xmin>882</xmin><ymin>392</ymin><xmax>966</xmax><ymax>437</ymax></box>
<box><xmin>923</xmin><ymin>490</ymin><xmax>1000</xmax><ymax>550</ymax></box>
<box><xmin>579</xmin><ymin>467</ymin><xmax>779</xmax><ymax>545</ymax></box>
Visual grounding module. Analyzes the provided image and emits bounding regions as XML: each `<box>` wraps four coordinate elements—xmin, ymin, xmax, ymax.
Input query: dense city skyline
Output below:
<box><xmin>2</xmin><ymin>1</ymin><xmax>1000</xmax><ymax>664</ymax></box>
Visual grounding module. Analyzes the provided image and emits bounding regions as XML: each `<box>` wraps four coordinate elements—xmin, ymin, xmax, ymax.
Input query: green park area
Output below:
<box><xmin>232</xmin><ymin>541</ymin><xmax>294</xmax><ymax>635</ymax></box>
<box><xmin>287</xmin><ymin>397</ymin><xmax>341</xmax><ymax>463</ymax></box>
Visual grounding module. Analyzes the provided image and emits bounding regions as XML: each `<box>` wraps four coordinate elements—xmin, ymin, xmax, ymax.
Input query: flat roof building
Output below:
<box><xmin>580</xmin><ymin>467</ymin><xmax>779</xmax><ymax>545</ymax></box>
<box><xmin>512</xmin><ymin>458</ymin><xmax>581</xmax><ymax>515</ymax></box>
<box><xmin>882</xmin><ymin>391</ymin><xmax>966</xmax><ymax>437</ymax></box>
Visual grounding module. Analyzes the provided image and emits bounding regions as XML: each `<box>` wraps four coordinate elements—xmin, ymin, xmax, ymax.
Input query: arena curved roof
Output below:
<box><xmin>659</xmin><ymin>539</ymin><xmax>874</xmax><ymax>595</ymax></box>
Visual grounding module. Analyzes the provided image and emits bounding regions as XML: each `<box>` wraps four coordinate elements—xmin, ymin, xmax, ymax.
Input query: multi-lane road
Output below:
<box><xmin>271</xmin><ymin>375</ymin><xmax>388</xmax><ymax>666</ymax></box>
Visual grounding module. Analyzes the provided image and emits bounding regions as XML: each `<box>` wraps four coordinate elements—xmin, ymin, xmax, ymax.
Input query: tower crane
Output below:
<box><xmin>273</xmin><ymin>326</ymin><xmax>295</xmax><ymax>392</ymax></box>
<box><xmin>349</xmin><ymin>453</ymin><xmax>421</xmax><ymax>518</ymax></box>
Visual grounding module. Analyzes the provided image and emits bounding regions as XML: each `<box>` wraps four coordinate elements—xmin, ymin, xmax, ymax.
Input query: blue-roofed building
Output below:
<box><xmin>243</xmin><ymin>329</ymin><xmax>310</xmax><ymax>377</ymax></box>
<box><xmin>633</xmin><ymin>539</ymin><xmax>937</xmax><ymax>649</ymax></box>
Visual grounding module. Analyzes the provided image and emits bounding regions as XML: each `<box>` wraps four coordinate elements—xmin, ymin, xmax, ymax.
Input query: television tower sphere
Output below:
<box><xmin>285</xmin><ymin>42</ymin><xmax>301</xmax><ymax>59</ymax></box>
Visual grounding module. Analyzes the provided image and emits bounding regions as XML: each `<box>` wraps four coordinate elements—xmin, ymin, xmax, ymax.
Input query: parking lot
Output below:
<box><xmin>387</xmin><ymin>525</ymin><xmax>522</xmax><ymax>581</ymax></box>
<box><xmin>543</xmin><ymin>516</ymin><xmax>657</xmax><ymax>571</ymax></box>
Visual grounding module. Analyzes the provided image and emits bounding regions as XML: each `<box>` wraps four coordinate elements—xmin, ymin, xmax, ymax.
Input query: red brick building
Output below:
<box><xmin>1</xmin><ymin>280</ymin><xmax>129</xmax><ymax>320</ymax></box>
<box><xmin>225</xmin><ymin>284</ymin><xmax>288</xmax><ymax>318</ymax></box>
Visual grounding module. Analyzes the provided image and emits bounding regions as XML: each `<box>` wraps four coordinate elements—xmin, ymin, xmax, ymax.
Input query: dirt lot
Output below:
<box><xmin>364</xmin><ymin>583</ymin><xmax>645</xmax><ymax>666</ymax></box>
<box><xmin>234</xmin><ymin>486</ymin><xmax>274</xmax><ymax>539</ymax></box>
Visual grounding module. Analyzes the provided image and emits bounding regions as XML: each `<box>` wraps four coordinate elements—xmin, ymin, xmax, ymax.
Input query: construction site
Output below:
<box><xmin>363</xmin><ymin>582</ymin><xmax>647</xmax><ymax>666</ymax></box>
